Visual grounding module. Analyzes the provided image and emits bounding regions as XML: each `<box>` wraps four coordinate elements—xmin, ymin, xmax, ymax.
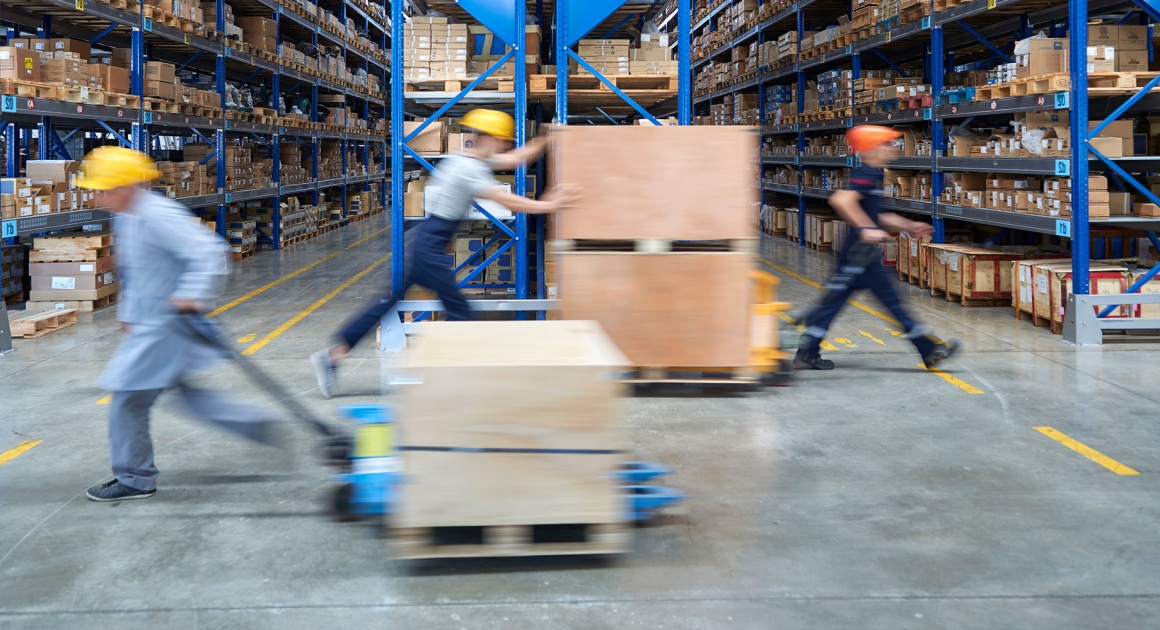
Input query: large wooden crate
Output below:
<box><xmin>551</xmin><ymin>125</ymin><xmax>758</xmax><ymax>241</ymax></box>
<box><xmin>1014</xmin><ymin>258</ymin><xmax>1069</xmax><ymax>325</ymax></box>
<box><xmin>1032</xmin><ymin>263</ymin><xmax>1129</xmax><ymax>333</ymax></box>
<box><xmin>558</xmin><ymin>252</ymin><xmax>754</xmax><ymax>369</ymax></box>
<box><xmin>391</xmin><ymin>321</ymin><xmax>631</xmax><ymax>558</ymax></box>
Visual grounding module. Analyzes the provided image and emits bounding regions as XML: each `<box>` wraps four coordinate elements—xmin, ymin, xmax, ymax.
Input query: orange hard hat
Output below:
<box><xmin>847</xmin><ymin>125</ymin><xmax>903</xmax><ymax>153</ymax></box>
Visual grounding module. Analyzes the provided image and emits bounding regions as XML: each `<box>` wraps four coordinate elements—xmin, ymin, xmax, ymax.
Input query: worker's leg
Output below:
<box><xmin>176</xmin><ymin>384</ymin><xmax>280</xmax><ymax>444</ymax></box>
<box><xmin>410</xmin><ymin>262</ymin><xmax>473</xmax><ymax>321</ymax></box>
<box><xmin>796</xmin><ymin>257</ymin><xmax>863</xmax><ymax>361</ymax></box>
<box><xmin>107</xmin><ymin>388</ymin><xmax>165</xmax><ymax>491</ymax></box>
<box><xmin>334</xmin><ymin>283</ymin><xmax>411</xmax><ymax>351</ymax></box>
<box><xmin>862</xmin><ymin>262</ymin><xmax>940</xmax><ymax>357</ymax></box>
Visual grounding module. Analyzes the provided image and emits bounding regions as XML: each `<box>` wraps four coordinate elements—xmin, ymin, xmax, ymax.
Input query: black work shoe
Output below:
<box><xmin>923</xmin><ymin>339</ymin><xmax>961</xmax><ymax>369</ymax></box>
<box><xmin>793</xmin><ymin>354</ymin><xmax>835</xmax><ymax>370</ymax></box>
<box><xmin>86</xmin><ymin>479</ymin><xmax>156</xmax><ymax>502</ymax></box>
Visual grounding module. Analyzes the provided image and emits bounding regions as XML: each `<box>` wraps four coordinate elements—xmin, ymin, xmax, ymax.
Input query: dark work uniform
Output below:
<box><xmin>798</xmin><ymin>165</ymin><xmax>938</xmax><ymax>359</ymax></box>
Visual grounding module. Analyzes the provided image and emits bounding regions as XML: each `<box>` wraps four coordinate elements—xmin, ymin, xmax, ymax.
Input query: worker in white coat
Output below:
<box><xmin>78</xmin><ymin>147</ymin><xmax>278</xmax><ymax>502</ymax></box>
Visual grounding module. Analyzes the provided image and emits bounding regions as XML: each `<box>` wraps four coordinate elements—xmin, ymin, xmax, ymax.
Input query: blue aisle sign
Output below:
<box><xmin>2</xmin><ymin>220</ymin><xmax>16</xmax><ymax>239</ymax></box>
<box><xmin>1055</xmin><ymin>220</ymin><xmax>1071</xmax><ymax>237</ymax></box>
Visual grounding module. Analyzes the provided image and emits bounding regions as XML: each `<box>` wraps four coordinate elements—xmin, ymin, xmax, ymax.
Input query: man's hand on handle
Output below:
<box><xmin>858</xmin><ymin>228</ymin><xmax>891</xmax><ymax>243</ymax></box>
<box><xmin>170</xmin><ymin>298</ymin><xmax>206</xmax><ymax>314</ymax></box>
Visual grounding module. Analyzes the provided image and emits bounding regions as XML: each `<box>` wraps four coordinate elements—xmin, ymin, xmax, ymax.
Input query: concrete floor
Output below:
<box><xmin>2</xmin><ymin>215</ymin><xmax>1159</xmax><ymax>629</ymax></box>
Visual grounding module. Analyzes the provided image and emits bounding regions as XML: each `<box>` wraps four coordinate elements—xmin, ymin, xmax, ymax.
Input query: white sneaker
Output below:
<box><xmin>311</xmin><ymin>350</ymin><xmax>338</xmax><ymax>399</ymax></box>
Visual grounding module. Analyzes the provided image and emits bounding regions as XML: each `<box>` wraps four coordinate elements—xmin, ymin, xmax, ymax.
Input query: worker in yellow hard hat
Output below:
<box><xmin>312</xmin><ymin>109</ymin><xmax>581</xmax><ymax>398</ymax></box>
<box><xmin>793</xmin><ymin>125</ymin><xmax>960</xmax><ymax>371</ymax></box>
<box><xmin>78</xmin><ymin>146</ymin><xmax>279</xmax><ymax>502</ymax></box>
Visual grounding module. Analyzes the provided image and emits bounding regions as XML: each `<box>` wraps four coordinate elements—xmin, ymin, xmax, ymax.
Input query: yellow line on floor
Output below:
<box><xmin>241</xmin><ymin>254</ymin><xmax>391</xmax><ymax>356</ymax></box>
<box><xmin>760</xmin><ymin>257</ymin><xmax>901</xmax><ymax>325</ymax></box>
<box><xmin>0</xmin><ymin>440</ymin><xmax>43</xmax><ymax>467</ymax></box>
<box><xmin>859</xmin><ymin>330</ymin><xmax>886</xmax><ymax>345</ymax></box>
<box><xmin>96</xmin><ymin>395</ymin><xmax>112</xmax><ymax>405</ymax></box>
<box><xmin>1034</xmin><ymin>426</ymin><xmax>1140</xmax><ymax>475</ymax></box>
<box><xmin>774</xmin><ymin>311</ymin><xmax>838</xmax><ymax>352</ymax></box>
<box><xmin>207</xmin><ymin>226</ymin><xmax>389</xmax><ymax>318</ymax></box>
<box><xmin>916</xmin><ymin>363</ymin><xmax>984</xmax><ymax>394</ymax></box>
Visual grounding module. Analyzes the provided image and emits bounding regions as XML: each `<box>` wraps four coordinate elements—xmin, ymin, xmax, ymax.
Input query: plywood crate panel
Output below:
<box><xmin>395</xmin><ymin>451</ymin><xmax>622</xmax><ymax>528</ymax></box>
<box><xmin>551</xmin><ymin>125</ymin><xmax>758</xmax><ymax>241</ymax></box>
<box><xmin>558</xmin><ymin>252</ymin><xmax>753</xmax><ymax>368</ymax></box>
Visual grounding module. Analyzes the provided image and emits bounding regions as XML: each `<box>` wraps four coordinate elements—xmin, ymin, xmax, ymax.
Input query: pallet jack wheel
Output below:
<box><xmin>330</xmin><ymin>483</ymin><xmax>356</xmax><ymax>519</ymax></box>
<box><xmin>761</xmin><ymin>361</ymin><xmax>795</xmax><ymax>387</ymax></box>
<box><xmin>324</xmin><ymin>435</ymin><xmax>353</xmax><ymax>467</ymax></box>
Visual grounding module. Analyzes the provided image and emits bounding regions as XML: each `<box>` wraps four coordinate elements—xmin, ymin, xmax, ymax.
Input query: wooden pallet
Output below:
<box><xmin>405</xmin><ymin>77</ymin><xmax>513</xmax><ymax>93</ymax></box>
<box><xmin>28</xmin><ymin>246</ymin><xmax>112</xmax><ymax>263</ymax></box>
<box><xmin>25</xmin><ymin>292</ymin><xmax>120</xmax><ymax>313</ymax></box>
<box><xmin>974</xmin><ymin>73</ymin><xmax>1072</xmax><ymax>101</ymax></box>
<box><xmin>625</xmin><ymin>367</ymin><xmax>763</xmax><ymax>385</ymax></box>
<box><xmin>388</xmin><ymin>522</ymin><xmax>631</xmax><ymax>559</ymax></box>
<box><xmin>945</xmin><ymin>291</ymin><xmax>1011</xmax><ymax>307</ymax></box>
<box><xmin>34</xmin><ymin>233</ymin><xmax>113</xmax><ymax>249</ymax></box>
<box><xmin>232</xmin><ymin>249</ymin><xmax>256</xmax><ymax>261</ymax></box>
<box><xmin>530</xmin><ymin>74</ymin><xmax>677</xmax><ymax>92</ymax></box>
<box><xmin>143</xmin><ymin>98</ymin><xmax>181</xmax><ymax>113</ymax></box>
<box><xmin>9</xmin><ymin>309</ymin><xmax>78</xmax><ymax>339</ymax></box>
<box><xmin>551</xmin><ymin>238</ymin><xmax>757</xmax><ymax>254</ymax></box>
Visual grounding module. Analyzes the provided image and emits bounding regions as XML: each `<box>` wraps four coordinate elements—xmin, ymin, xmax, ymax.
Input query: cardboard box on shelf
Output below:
<box><xmin>145</xmin><ymin>61</ymin><xmax>176</xmax><ymax>83</ymax></box>
<box><xmin>1014</xmin><ymin>37</ymin><xmax>1068</xmax><ymax>79</ymax></box>
<box><xmin>403</xmin><ymin>119</ymin><xmax>445</xmax><ymax>155</ymax></box>
<box><xmin>0</xmin><ymin>47</ymin><xmax>41</xmax><ymax>81</ymax></box>
<box><xmin>144</xmin><ymin>80</ymin><xmax>177</xmax><ymax>100</ymax></box>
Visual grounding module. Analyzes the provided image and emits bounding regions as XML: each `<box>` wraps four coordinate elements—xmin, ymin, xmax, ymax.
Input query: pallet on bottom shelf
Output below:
<box><xmin>25</xmin><ymin>291</ymin><xmax>120</xmax><ymax>313</ymax></box>
<box><xmin>9</xmin><ymin>309</ymin><xmax>78</xmax><ymax>339</ymax></box>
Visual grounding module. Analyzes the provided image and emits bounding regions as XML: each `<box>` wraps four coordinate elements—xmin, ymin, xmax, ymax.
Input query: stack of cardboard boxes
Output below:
<box><xmin>1</xmin><ymin>244</ymin><xmax>25</xmax><ymax>302</ymax></box>
<box><xmin>145</xmin><ymin>0</ymin><xmax>205</xmax><ymax>29</ymax></box>
<box><xmin>3</xmin><ymin>39</ymin><xmax>131</xmax><ymax>95</ymax></box>
<box><xmin>403</xmin><ymin>17</ymin><xmax>471</xmax><ymax>81</ymax></box>
<box><xmin>156</xmin><ymin>161</ymin><xmax>214</xmax><ymax>199</ymax></box>
<box><xmin>27</xmin><ymin>233</ymin><xmax>120</xmax><ymax>308</ymax></box>
<box><xmin>278</xmin><ymin>143</ymin><xmax>309</xmax><ymax>185</ymax></box>
<box><xmin>574</xmin><ymin>39</ymin><xmax>631</xmax><ymax>76</ymax></box>
<box><xmin>224</xmin><ymin>214</ymin><xmax>258</xmax><ymax>257</ymax></box>
<box><xmin>628</xmin><ymin>34</ymin><xmax>678</xmax><ymax>75</ymax></box>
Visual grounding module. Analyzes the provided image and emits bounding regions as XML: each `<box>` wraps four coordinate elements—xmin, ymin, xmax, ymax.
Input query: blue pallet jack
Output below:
<box><xmin>330</xmin><ymin>405</ymin><xmax>686</xmax><ymax>523</ymax></box>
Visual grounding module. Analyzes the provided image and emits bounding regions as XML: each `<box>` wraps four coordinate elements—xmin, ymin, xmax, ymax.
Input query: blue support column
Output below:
<box><xmin>3</xmin><ymin>124</ymin><xmax>16</xmax><ymax>178</ymax></box>
<box><xmin>1069</xmin><ymin>0</ymin><xmax>1090</xmax><ymax>294</ymax></box>
<box><xmin>556</xmin><ymin>0</ymin><xmax>569</xmax><ymax>123</ymax></box>
<box><xmin>390</xmin><ymin>0</ymin><xmax>405</xmax><ymax>291</ymax></box>
<box><xmin>931</xmin><ymin>23</ymin><xmax>945</xmax><ymax>243</ymax></box>
<box><xmin>215</xmin><ymin>23</ymin><xmax>227</xmax><ymax>237</ymax></box>
<box><xmin>515</xmin><ymin>0</ymin><xmax>529</xmax><ymax>308</ymax></box>
<box><xmin>678</xmin><ymin>0</ymin><xmax>692</xmax><ymax>124</ymax></box>
<box><xmin>273</xmin><ymin>130</ymin><xmax>282</xmax><ymax>249</ymax></box>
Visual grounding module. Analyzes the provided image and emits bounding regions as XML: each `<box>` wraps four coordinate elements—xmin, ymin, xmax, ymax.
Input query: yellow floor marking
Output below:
<box><xmin>96</xmin><ymin>394</ymin><xmax>112</xmax><ymax>405</ymax></box>
<box><xmin>834</xmin><ymin>337</ymin><xmax>857</xmax><ymax>348</ymax></box>
<box><xmin>886</xmin><ymin>328</ymin><xmax>904</xmax><ymax>337</ymax></box>
<box><xmin>859</xmin><ymin>330</ymin><xmax>886</xmax><ymax>345</ymax></box>
<box><xmin>207</xmin><ymin>226</ymin><xmax>389</xmax><ymax>317</ymax></box>
<box><xmin>760</xmin><ymin>257</ymin><xmax>901</xmax><ymax>325</ymax></box>
<box><xmin>0</xmin><ymin>440</ymin><xmax>43</xmax><ymax>467</ymax></box>
<box><xmin>1034</xmin><ymin>426</ymin><xmax>1140</xmax><ymax>475</ymax></box>
<box><xmin>237</xmin><ymin>334</ymin><xmax>256</xmax><ymax>343</ymax></box>
<box><xmin>241</xmin><ymin>254</ymin><xmax>391</xmax><ymax>356</ymax></box>
<box><xmin>916</xmin><ymin>363</ymin><xmax>984</xmax><ymax>394</ymax></box>
<box><xmin>819</xmin><ymin>340</ymin><xmax>838</xmax><ymax>352</ymax></box>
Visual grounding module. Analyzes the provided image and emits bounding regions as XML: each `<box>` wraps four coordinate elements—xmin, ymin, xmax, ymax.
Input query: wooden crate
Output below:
<box><xmin>558</xmin><ymin>252</ymin><xmax>753</xmax><ymax>368</ymax></box>
<box><xmin>551</xmin><ymin>125</ymin><xmax>757</xmax><ymax>241</ymax></box>
<box><xmin>1033</xmin><ymin>263</ymin><xmax>1129</xmax><ymax>333</ymax></box>
<box><xmin>392</xmin><ymin>321</ymin><xmax>630</xmax><ymax>550</ymax></box>
<box><xmin>951</xmin><ymin>247</ymin><xmax>1024</xmax><ymax>305</ymax></box>
<box><xmin>1128</xmin><ymin>270</ymin><xmax>1160</xmax><ymax>319</ymax></box>
<box><xmin>1014</xmin><ymin>258</ymin><xmax>1069</xmax><ymax>326</ymax></box>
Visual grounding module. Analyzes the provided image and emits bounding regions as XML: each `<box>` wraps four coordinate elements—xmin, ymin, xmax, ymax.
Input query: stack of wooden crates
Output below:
<box><xmin>390</xmin><ymin>320</ymin><xmax>631</xmax><ymax>559</ymax></box>
<box><xmin>550</xmin><ymin>125</ymin><xmax>765</xmax><ymax>381</ymax></box>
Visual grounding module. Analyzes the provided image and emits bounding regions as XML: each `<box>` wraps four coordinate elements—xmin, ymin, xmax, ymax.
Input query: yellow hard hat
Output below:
<box><xmin>461</xmin><ymin>109</ymin><xmax>515</xmax><ymax>140</ymax></box>
<box><xmin>75</xmin><ymin>146</ymin><xmax>161</xmax><ymax>190</ymax></box>
<box><xmin>847</xmin><ymin>125</ymin><xmax>903</xmax><ymax>153</ymax></box>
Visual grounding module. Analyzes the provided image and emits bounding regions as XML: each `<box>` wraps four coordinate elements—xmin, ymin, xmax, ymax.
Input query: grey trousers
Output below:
<box><xmin>109</xmin><ymin>384</ymin><xmax>276</xmax><ymax>491</ymax></box>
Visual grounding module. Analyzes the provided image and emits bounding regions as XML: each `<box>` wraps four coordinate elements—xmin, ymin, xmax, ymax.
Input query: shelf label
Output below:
<box><xmin>885</xmin><ymin>30</ymin><xmax>892</xmax><ymax>43</ymax></box>
<box><xmin>1053</xmin><ymin>92</ymin><xmax>1069</xmax><ymax>109</ymax></box>
<box><xmin>793</xmin><ymin>124</ymin><xmax>799</xmax><ymax>131</ymax></box>
<box><xmin>185</xmin><ymin>34</ymin><xmax>190</xmax><ymax>44</ymax></box>
<box><xmin>987</xmin><ymin>0</ymin><xmax>996</xmax><ymax>8</ymax></box>
<box><xmin>1055</xmin><ymin>219</ymin><xmax>1071</xmax><ymax>237</ymax></box>
<box><xmin>844</xmin><ymin>45</ymin><xmax>852</xmax><ymax>54</ymax></box>
<box><xmin>225</xmin><ymin>120</ymin><xmax>231</xmax><ymax>130</ymax></box>
<box><xmin>1054</xmin><ymin>160</ymin><xmax>1070</xmax><ymax>176</ymax></box>
<box><xmin>2</xmin><ymin>220</ymin><xmax>15</xmax><ymax>239</ymax></box>
<box><xmin>2</xmin><ymin>95</ymin><xmax>15</xmax><ymax>113</ymax></box>
<box><xmin>76</xmin><ymin>0</ymin><xmax>84</xmax><ymax>9</ymax></box>
<box><xmin>224</xmin><ymin>47</ymin><xmax>232</xmax><ymax>58</ymax></box>
<box><xmin>225</xmin><ymin>193</ymin><xmax>233</xmax><ymax>202</ymax></box>
<box><xmin>143</xmin><ymin>111</ymin><xmax>152</xmax><ymax>124</ymax></box>
<box><xmin>922</xmin><ymin>16</ymin><xmax>931</xmax><ymax>29</ymax></box>
<box><xmin>143</xmin><ymin>17</ymin><xmax>153</xmax><ymax>31</ymax></box>
<box><xmin>846</xmin><ymin>117</ymin><xmax>853</xmax><ymax>127</ymax></box>
<box><xmin>279</xmin><ymin>186</ymin><xmax>285</xmax><ymax>195</ymax></box>
<box><xmin>846</xmin><ymin>157</ymin><xmax>854</xmax><ymax>167</ymax></box>
<box><xmin>923</xmin><ymin>107</ymin><xmax>931</xmax><ymax>120</ymax></box>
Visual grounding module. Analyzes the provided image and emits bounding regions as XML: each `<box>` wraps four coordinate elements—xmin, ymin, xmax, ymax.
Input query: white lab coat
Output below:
<box><xmin>98</xmin><ymin>190</ymin><xmax>230</xmax><ymax>392</ymax></box>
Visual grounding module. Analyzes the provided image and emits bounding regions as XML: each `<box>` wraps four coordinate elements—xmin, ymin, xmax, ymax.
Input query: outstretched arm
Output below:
<box><xmin>477</xmin><ymin>184</ymin><xmax>580</xmax><ymax>215</ymax></box>
<box><xmin>487</xmin><ymin>133</ymin><xmax>552</xmax><ymax>172</ymax></box>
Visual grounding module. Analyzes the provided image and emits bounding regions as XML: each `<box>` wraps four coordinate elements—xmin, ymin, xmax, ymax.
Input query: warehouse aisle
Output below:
<box><xmin>2</xmin><ymin>227</ymin><xmax>1160</xmax><ymax>629</ymax></box>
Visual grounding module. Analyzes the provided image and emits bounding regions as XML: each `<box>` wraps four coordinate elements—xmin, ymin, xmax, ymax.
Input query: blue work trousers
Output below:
<box><xmin>337</xmin><ymin>216</ymin><xmax>472</xmax><ymax>350</ymax></box>
<box><xmin>799</xmin><ymin>242</ymin><xmax>937</xmax><ymax>358</ymax></box>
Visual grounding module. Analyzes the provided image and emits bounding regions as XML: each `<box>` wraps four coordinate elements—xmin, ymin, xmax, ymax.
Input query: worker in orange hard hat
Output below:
<box><xmin>78</xmin><ymin>147</ymin><xmax>280</xmax><ymax>502</ymax></box>
<box><xmin>311</xmin><ymin>109</ymin><xmax>581</xmax><ymax>399</ymax></box>
<box><xmin>793</xmin><ymin>125</ymin><xmax>960</xmax><ymax>371</ymax></box>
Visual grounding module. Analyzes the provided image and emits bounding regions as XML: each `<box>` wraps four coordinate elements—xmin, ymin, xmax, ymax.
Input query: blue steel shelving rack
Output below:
<box><xmin>691</xmin><ymin>0</ymin><xmax>1160</xmax><ymax>312</ymax></box>
<box><xmin>1</xmin><ymin>0</ymin><xmax>390</xmax><ymax>249</ymax></box>
<box><xmin>389</xmin><ymin>0</ymin><xmax>692</xmax><ymax>320</ymax></box>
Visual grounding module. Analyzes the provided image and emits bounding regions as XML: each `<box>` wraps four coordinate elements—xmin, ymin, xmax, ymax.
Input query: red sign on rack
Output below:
<box><xmin>27</xmin><ymin>99</ymin><xmax>35</xmax><ymax>109</ymax></box>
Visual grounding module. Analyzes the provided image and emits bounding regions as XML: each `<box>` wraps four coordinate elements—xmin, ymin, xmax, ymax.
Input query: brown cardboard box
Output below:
<box><xmin>0</xmin><ymin>47</ymin><xmax>40</xmax><ymax>81</ymax></box>
<box><xmin>1117</xmin><ymin>25</ymin><xmax>1149</xmax><ymax>49</ymax></box>
<box><xmin>26</xmin><ymin>160</ymin><xmax>81</xmax><ymax>185</ymax></box>
<box><xmin>29</xmin><ymin>263</ymin><xmax>118</xmax><ymax>291</ymax></box>
<box><xmin>403</xmin><ymin>119</ymin><xmax>445</xmax><ymax>155</ymax></box>
<box><xmin>404</xmin><ymin>191</ymin><xmax>425</xmax><ymax>217</ymax></box>
<box><xmin>1088</xmin><ymin>25</ymin><xmax>1118</xmax><ymax>44</ymax></box>
<box><xmin>90</xmin><ymin>64</ymin><xmax>130</xmax><ymax>93</ymax></box>
<box><xmin>1108</xmin><ymin>192</ymin><xmax>1132</xmax><ymax>216</ymax></box>
<box><xmin>145</xmin><ymin>61</ymin><xmax>176</xmax><ymax>83</ymax></box>
<box><xmin>1016</xmin><ymin>38</ymin><xmax>1068</xmax><ymax>78</ymax></box>
<box><xmin>145</xmin><ymin>80</ymin><xmax>177</xmax><ymax>100</ymax></box>
<box><xmin>1135</xmin><ymin>202</ymin><xmax>1160</xmax><ymax>217</ymax></box>
<box><xmin>50</xmin><ymin>38</ymin><xmax>91</xmax><ymax>59</ymax></box>
<box><xmin>237</xmin><ymin>16</ymin><xmax>276</xmax><ymax>35</ymax></box>
<box><xmin>1116</xmin><ymin>49</ymin><xmax>1148</xmax><ymax>72</ymax></box>
<box><xmin>28</xmin><ymin>282</ymin><xmax>121</xmax><ymax>303</ymax></box>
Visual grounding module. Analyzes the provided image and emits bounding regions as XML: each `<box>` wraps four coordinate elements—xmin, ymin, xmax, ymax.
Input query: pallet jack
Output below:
<box><xmin>182</xmin><ymin>315</ymin><xmax>685</xmax><ymax>523</ymax></box>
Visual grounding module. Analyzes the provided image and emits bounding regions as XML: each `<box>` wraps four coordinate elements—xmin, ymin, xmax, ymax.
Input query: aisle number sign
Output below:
<box><xmin>1055</xmin><ymin>220</ymin><xmax>1071</xmax><ymax>237</ymax></box>
<box><xmin>2</xmin><ymin>221</ymin><xmax>16</xmax><ymax>239</ymax></box>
